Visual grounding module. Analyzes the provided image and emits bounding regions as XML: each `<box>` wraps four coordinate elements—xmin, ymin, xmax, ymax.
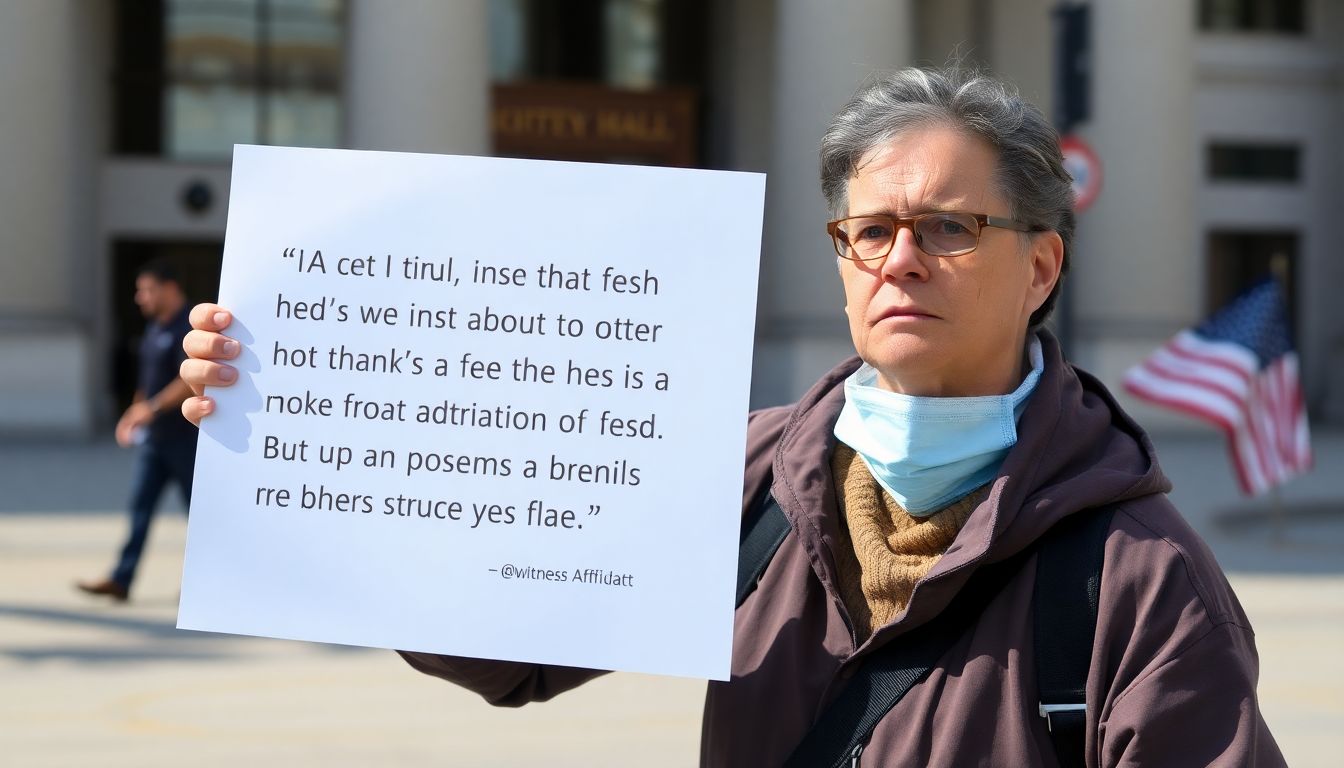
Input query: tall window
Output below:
<box><xmin>1207</xmin><ymin>143</ymin><xmax>1301</xmax><ymax>182</ymax></box>
<box><xmin>485</xmin><ymin>0</ymin><xmax>707</xmax><ymax>168</ymax></box>
<box><xmin>1206</xmin><ymin>231</ymin><xmax>1299</xmax><ymax>340</ymax></box>
<box><xmin>1199</xmin><ymin>0</ymin><xmax>1305</xmax><ymax>33</ymax></box>
<box><xmin>604</xmin><ymin>0</ymin><xmax>663</xmax><ymax>90</ymax></box>
<box><xmin>488</xmin><ymin>0</ymin><xmax>700</xmax><ymax>88</ymax></box>
<box><xmin>115</xmin><ymin>0</ymin><xmax>344</xmax><ymax>161</ymax></box>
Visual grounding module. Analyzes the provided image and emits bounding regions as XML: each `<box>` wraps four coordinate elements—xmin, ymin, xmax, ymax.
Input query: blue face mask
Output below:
<box><xmin>833</xmin><ymin>336</ymin><xmax>1044</xmax><ymax>516</ymax></box>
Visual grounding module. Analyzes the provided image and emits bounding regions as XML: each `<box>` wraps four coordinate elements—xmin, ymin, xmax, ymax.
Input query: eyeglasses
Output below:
<box><xmin>826</xmin><ymin>211</ymin><xmax>1035</xmax><ymax>260</ymax></box>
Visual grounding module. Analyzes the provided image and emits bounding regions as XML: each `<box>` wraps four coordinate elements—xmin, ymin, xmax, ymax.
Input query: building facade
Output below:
<box><xmin>0</xmin><ymin>0</ymin><xmax>1340</xmax><ymax>435</ymax></box>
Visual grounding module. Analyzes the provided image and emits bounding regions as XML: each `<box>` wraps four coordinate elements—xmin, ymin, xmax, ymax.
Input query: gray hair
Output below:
<box><xmin>820</xmin><ymin>66</ymin><xmax>1074</xmax><ymax>328</ymax></box>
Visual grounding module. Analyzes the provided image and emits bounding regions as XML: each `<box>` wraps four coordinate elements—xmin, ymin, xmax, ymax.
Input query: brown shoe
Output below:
<box><xmin>76</xmin><ymin>578</ymin><xmax>129</xmax><ymax>602</ymax></box>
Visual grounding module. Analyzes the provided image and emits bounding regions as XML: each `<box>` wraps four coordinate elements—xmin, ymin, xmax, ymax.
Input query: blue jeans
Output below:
<box><xmin>111</xmin><ymin>439</ymin><xmax>197</xmax><ymax>589</ymax></box>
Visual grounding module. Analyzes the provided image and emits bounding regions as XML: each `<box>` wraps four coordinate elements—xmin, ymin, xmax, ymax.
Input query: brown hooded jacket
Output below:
<box><xmin>401</xmin><ymin>333</ymin><xmax>1285</xmax><ymax>767</ymax></box>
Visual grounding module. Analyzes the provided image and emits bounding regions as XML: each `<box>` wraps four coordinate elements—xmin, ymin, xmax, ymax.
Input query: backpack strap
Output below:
<box><xmin>1034</xmin><ymin>506</ymin><xmax>1115</xmax><ymax>768</ymax></box>
<box><xmin>769</xmin><ymin>505</ymin><xmax>1115</xmax><ymax>768</ymax></box>
<box><xmin>783</xmin><ymin>544</ymin><xmax>1036</xmax><ymax>768</ymax></box>
<box><xmin>736</xmin><ymin>491</ymin><xmax>791</xmax><ymax>608</ymax></box>
<box><xmin>731</xmin><ymin>469</ymin><xmax>1116</xmax><ymax>767</ymax></box>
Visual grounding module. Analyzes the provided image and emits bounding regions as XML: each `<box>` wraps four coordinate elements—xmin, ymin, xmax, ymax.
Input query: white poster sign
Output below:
<box><xmin>177</xmin><ymin>145</ymin><xmax>765</xmax><ymax>680</ymax></box>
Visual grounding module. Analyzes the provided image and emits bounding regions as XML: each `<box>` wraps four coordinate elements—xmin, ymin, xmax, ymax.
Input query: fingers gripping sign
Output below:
<box><xmin>180</xmin><ymin>303</ymin><xmax>241</xmax><ymax>425</ymax></box>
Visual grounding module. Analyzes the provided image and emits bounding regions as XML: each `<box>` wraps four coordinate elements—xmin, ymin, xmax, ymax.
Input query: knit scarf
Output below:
<box><xmin>831</xmin><ymin>442</ymin><xmax>988</xmax><ymax>643</ymax></box>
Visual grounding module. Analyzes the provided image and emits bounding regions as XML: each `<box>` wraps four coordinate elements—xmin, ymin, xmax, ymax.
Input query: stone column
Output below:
<box><xmin>752</xmin><ymin>0</ymin><xmax>914</xmax><ymax>406</ymax></box>
<box><xmin>344</xmin><ymin>0</ymin><xmax>490</xmax><ymax>155</ymax></box>
<box><xmin>0</xmin><ymin>1</ymin><xmax>104</xmax><ymax>433</ymax></box>
<box><xmin>0</xmin><ymin>2</ymin><xmax>84</xmax><ymax>314</ymax></box>
<box><xmin>1068</xmin><ymin>0</ymin><xmax>1196</xmax><ymax>421</ymax></box>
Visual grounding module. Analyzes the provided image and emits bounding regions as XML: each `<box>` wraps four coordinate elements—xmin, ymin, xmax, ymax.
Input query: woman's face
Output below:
<box><xmin>838</xmin><ymin>124</ymin><xmax>1062</xmax><ymax>397</ymax></box>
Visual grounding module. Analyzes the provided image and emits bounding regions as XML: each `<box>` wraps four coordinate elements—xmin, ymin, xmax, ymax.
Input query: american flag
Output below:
<box><xmin>1123</xmin><ymin>278</ymin><xmax>1312</xmax><ymax>495</ymax></box>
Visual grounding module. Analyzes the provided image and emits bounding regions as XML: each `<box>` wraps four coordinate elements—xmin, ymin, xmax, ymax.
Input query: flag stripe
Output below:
<box><xmin>1245</xmin><ymin>379</ymin><xmax>1279</xmax><ymax>489</ymax></box>
<box><xmin>1140</xmin><ymin>353</ymin><xmax>1247</xmax><ymax>405</ymax></box>
<box><xmin>1230</xmin><ymin>418</ymin><xmax>1266</xmax><ymax>494</ymax></box>
<box><xmin>1123</xmin><ymin>365</ymin><xmax>1243</xmax><ymax>430</ymax></box>
<box><xmin>1123</xmin><ymin>283</ymin><xmax>1312</xmax><ymax>498</ymax></box>
<box><xmin>1169</xmin><ymin>331</ymin><xmax>1257</xmax><ymax>382</ymax></box>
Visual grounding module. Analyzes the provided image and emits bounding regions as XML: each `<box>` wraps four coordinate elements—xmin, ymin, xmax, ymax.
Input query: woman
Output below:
<box><xmin>180</xmin><ymin>67</ymin><xmax>1284</xmax><ymax>766</ymax></box>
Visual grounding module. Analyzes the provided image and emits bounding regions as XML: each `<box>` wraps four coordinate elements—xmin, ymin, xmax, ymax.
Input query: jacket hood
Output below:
<box><xmin>768</xmin><ymin>330</ymin><xmax>1172</xmax><ymax>645</ymax></box>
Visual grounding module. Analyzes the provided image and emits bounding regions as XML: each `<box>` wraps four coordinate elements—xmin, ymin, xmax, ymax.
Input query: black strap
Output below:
<box><xmin>735</xmin><ymin>491</ymin><xmax>791</xmax><ymax>608</ymax></box>
<box><xmin>1034</xmin><ymin>507</ymin><xmax>1114</xmax><ymax>768</ymax></box>
<box><xmin>783</xmin><ymin>548</ymin><xmax>1035</xmax><ymax>768</ymax></box>
<box><xmin>732</xmin><ymin>486</ymin><xmax>1115</xmax><ymax>767</ymax></box>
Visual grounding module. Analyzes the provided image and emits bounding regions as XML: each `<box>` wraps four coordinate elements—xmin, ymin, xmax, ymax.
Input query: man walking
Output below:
<box><xmin>77</xmin><ymin>261</ymin><xmax>196</xmax><ymax>602</ymax></box>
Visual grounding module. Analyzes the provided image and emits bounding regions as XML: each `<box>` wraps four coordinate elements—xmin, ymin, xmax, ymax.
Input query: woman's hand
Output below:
<box><xmin>179</xmin><ymin>303</ymin><xmax>241</xmax><ymax>427</ymax></box>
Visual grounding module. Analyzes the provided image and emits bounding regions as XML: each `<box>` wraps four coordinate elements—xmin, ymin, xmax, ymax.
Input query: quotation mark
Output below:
<box><xmin>282</xmin><ymin>247</ymin><xmax>303</xmax><ymax>259</ymax></box>
<box><xmin>588</xmin><ymin>505</ymin><xmax>600</xmax><ymax>516</ymax></box>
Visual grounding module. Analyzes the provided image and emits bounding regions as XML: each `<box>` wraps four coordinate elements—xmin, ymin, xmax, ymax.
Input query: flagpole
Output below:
<box><xmin>1269</xmin><ymin>253</ymin><xmax>1289</xmax><ymax>290</ymax></box>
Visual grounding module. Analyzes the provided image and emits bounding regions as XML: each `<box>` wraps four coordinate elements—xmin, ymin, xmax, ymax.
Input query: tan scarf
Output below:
<box><xmin>831</xmin><ymin>442</ymin><xmax>989</xmax><ymax>643</ymax></box>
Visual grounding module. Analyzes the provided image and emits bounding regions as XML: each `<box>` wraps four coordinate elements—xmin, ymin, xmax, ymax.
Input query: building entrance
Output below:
<box><xmin>110</xmin><ymin>239</ymin><xmax>223</xmax><ymax>412</ymax></box>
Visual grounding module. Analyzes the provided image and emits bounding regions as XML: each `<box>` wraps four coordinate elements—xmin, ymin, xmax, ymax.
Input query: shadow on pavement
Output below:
<box><xmin>0</xmin><ymin>603</ymin><xmax>208</xmax><ymax>639</ymax></box>
<box><xmin>4</xmin><ymin>646</ymin><xmax>231</xmax><ymax>664</ymax></box>
<box><xmin>1153</xmin><ymin>431</ymin><xmax>1344</xmax><ymax>577</ymax></box>
<box><xmin>0</xmin><ymin>439</ymin><xmax>147</xmax><ymax>515</ymax></box>
<box><xmin>0</xmin><ymin>603</ymin><xmax>376</xmax><ymax>663</ymax></box>
<box><xmin>1214</xmin><ymin>501</ymin><xmax>1344</xmax><ymax>531</ymax></box>
<box><xmin>0</xmin><ymin>602</ymin><xmax>238</xmax><ymax>663</ymax></box>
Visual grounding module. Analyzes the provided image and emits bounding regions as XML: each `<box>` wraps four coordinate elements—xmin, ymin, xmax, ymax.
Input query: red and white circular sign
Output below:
<box><xmin>1060</xmin><ymin>135</ymin><xmax>1102</xmax><ymax>213</ymax></box>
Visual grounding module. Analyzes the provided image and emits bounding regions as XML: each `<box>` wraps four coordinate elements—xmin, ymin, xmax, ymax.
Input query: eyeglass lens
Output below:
<box><xmin>836</xmin><ymin>213</ymin><xmax>981</xmax><ymax>258</ymax></box>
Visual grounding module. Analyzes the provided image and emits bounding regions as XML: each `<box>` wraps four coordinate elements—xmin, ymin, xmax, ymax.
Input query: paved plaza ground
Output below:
<box><xmin>1</xmin><ymin>431</ymin><xmax>1341</xmax><ymax>766</ymax></box>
